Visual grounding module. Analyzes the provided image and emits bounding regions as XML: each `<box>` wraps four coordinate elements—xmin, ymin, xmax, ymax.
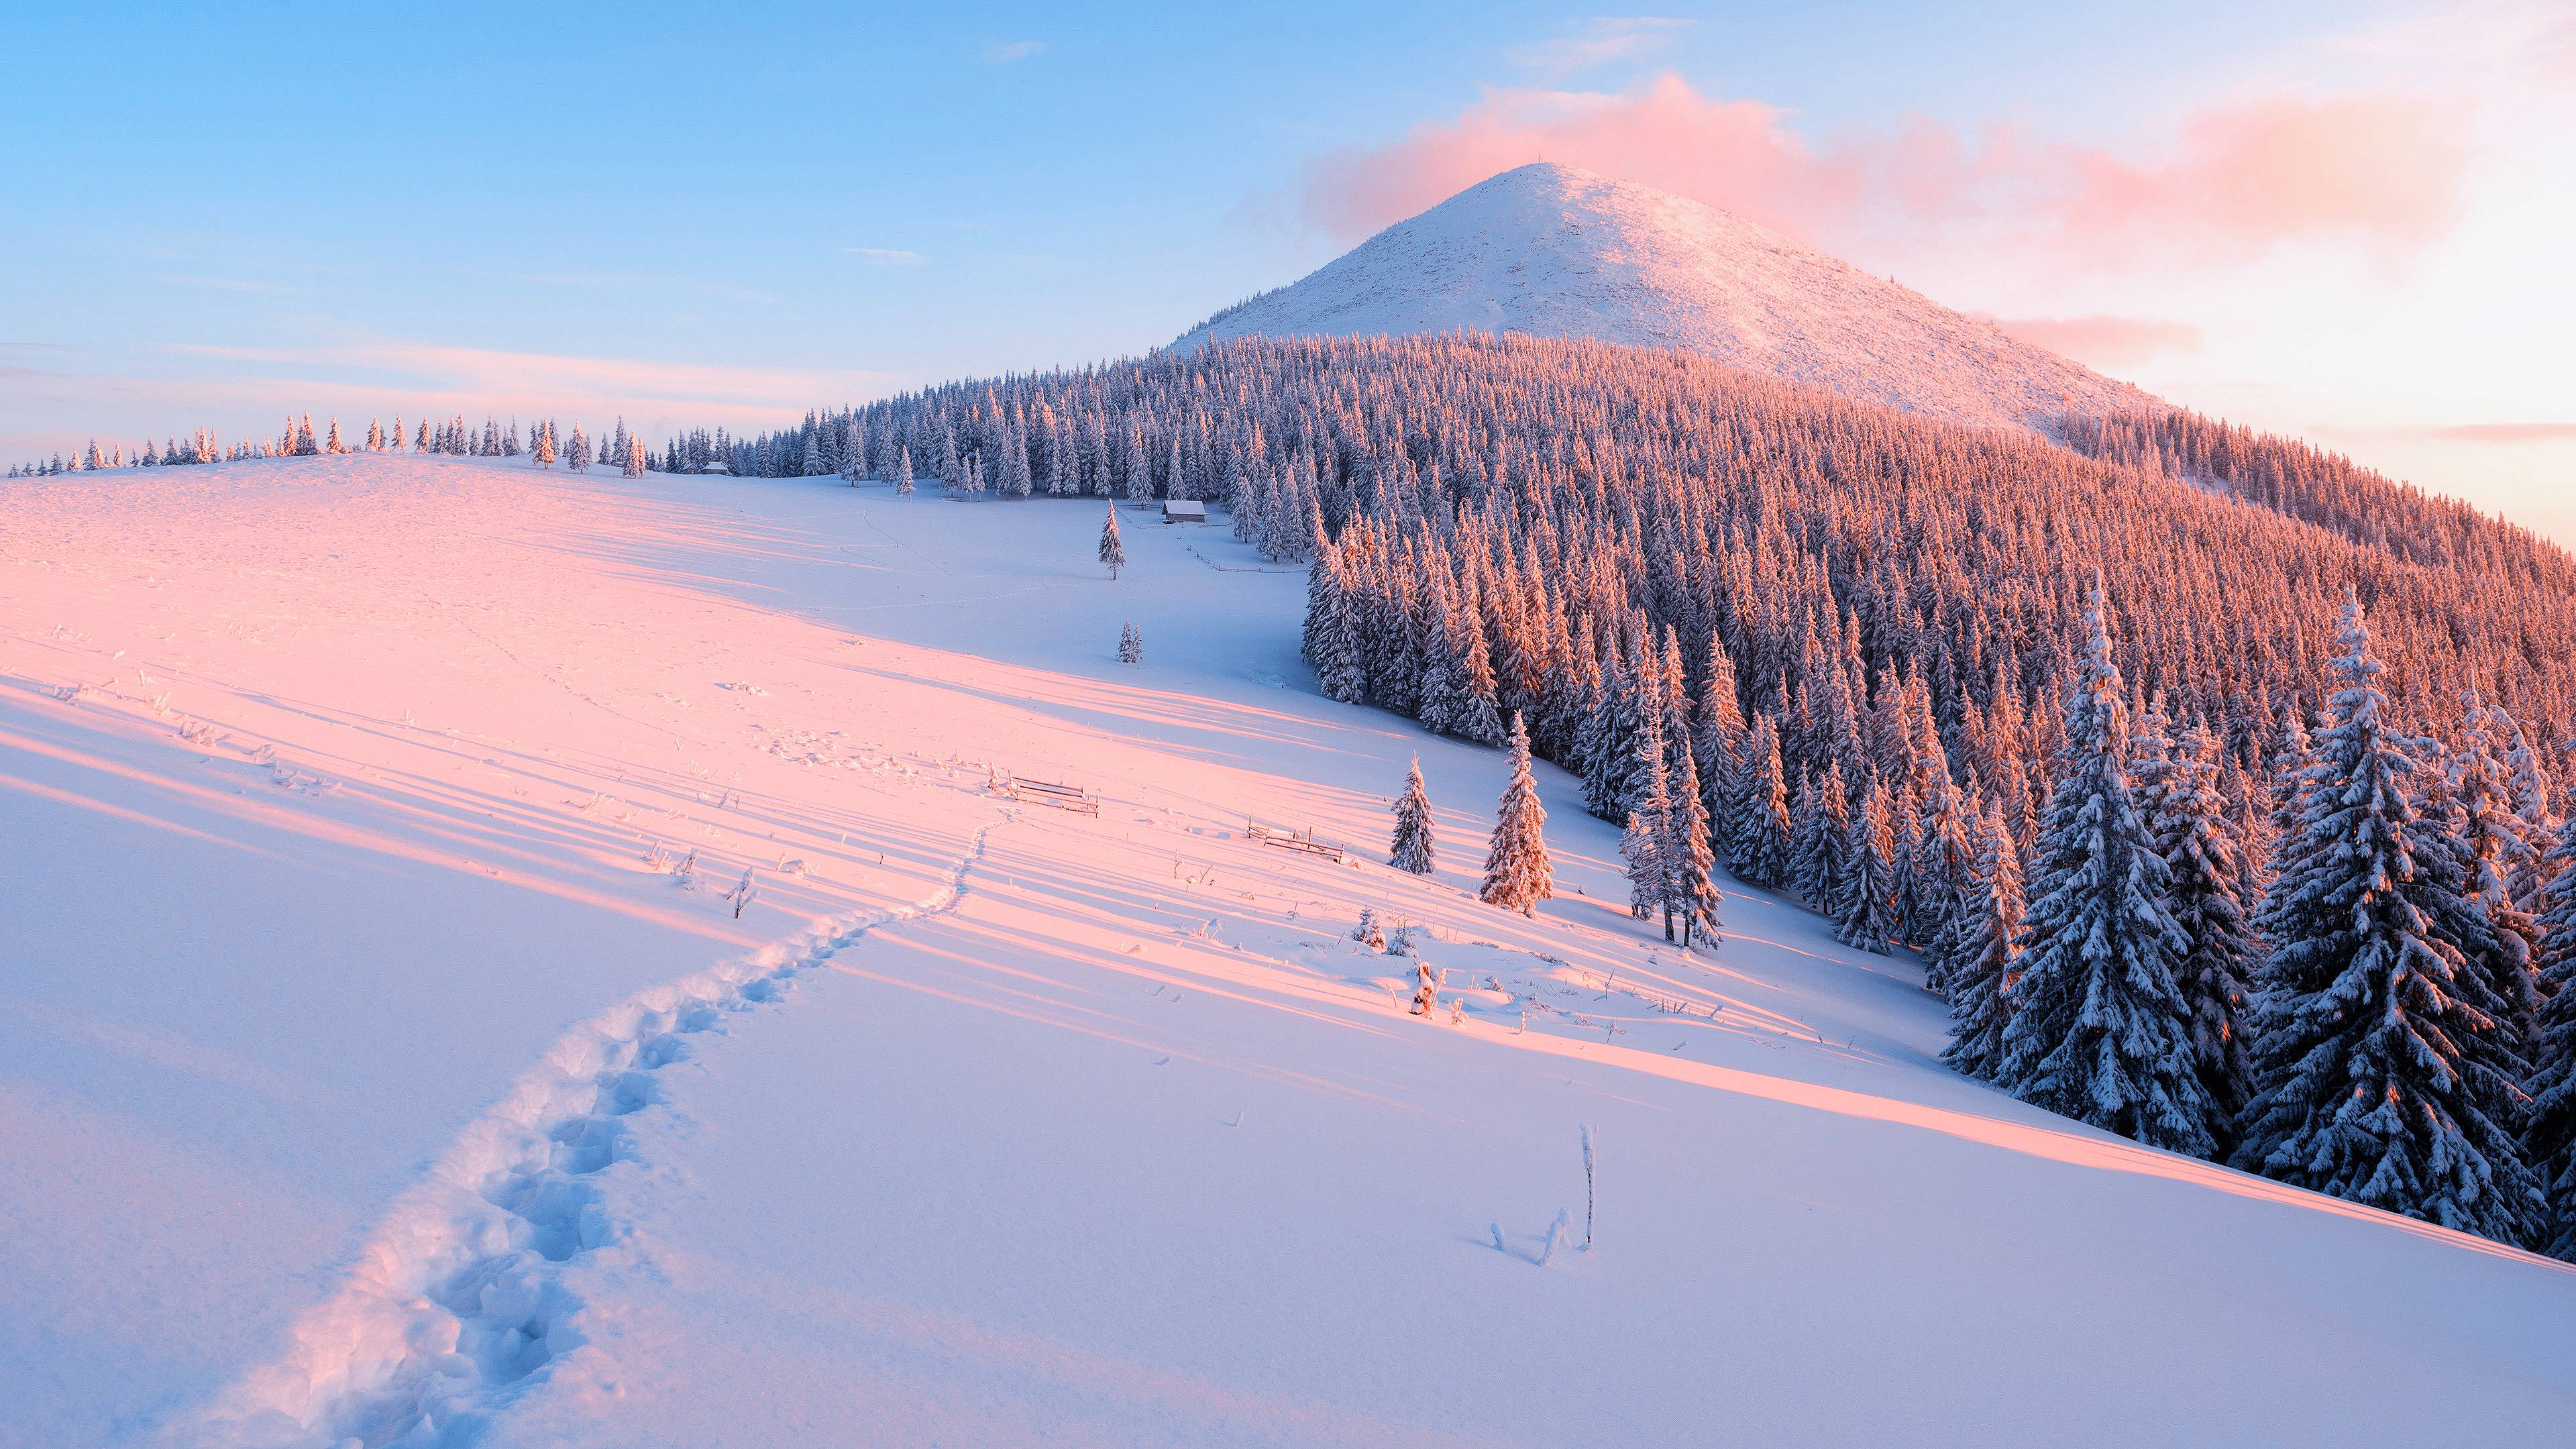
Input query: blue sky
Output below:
<box><xmin>5</xmin><ymin>2</ymin><xmax>2569</xmax><ymax>539</ymax></box>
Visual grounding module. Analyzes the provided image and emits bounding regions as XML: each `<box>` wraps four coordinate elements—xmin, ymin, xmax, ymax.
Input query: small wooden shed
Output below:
<box><xmin>1161</xmin><ymin>498</ymin><xmax>1207</xmax><ymax>524</ymax></box>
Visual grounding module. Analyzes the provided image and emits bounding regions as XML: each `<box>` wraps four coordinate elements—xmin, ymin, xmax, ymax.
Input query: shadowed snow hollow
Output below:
<box><xmin>1175</xmin><ymin>162</ymin><xmax>2159</xmax><ymax>433</ymax></box>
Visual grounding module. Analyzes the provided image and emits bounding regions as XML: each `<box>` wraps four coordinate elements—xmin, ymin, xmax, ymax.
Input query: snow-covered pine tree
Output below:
<box><xmin>390</xmin><ymin>415</ymin><xmax>405</xmax><ymax>451</ymax></box>
<box><xmin>623</xmin><ymin>435</ymin><xmax>647</xmax><ymax>477</ymax></box>
<box><xmin>1670</xmin><ymin>749</ymin><xmax>1723</xmax><ymax>948</ymax></box>
<box><xmin>1449</xmin><ymin>566</ymin><xmax>1505</xmax><ymax>745</ymax></box>
<box><xmin>568</xmin><ymin>425</ymin><xmax>591</xmax><ymax>474</ymax></box>
<box><xmin>1912</xmin><ymin>776</ymin><xmax>1976</xmax><ymax>994</ymax></box>
<box><xmin>2453</xmin><ymin>696</ymin><xmax>2544</xmax><ymax>1052</ymax></box>
<box><xmin>1481</xmin><ymin>712</ymin><xmax>1552</xmax><ymax>916</ymax></box>
<box><xmin>1306</xmin><ymin>535</ymin><xmax>1366</xmax><ymax>704</ymax></box>
<box><xmin>365</xmin><ymin>419</ymin><xmax>382</xmax><ymax>451</ymax></box>
<box><xmin>1621</xmin><ymin>806</ymin><xmax>1664</xmax><ymax>926</ymax></box>
<box><xmin>1695</xmin><ymin>632</ymin><xmax>1748</xmax><ymax>795</ymax></box>
<box><xmin>1098</xmin><ymin>506</ymin><xmax>1125</xmax><ymax>580</ymax></box>
<box><xmin>1580</xmin><ymin>640</ymin><xmax>1640</xmax><ymax>822</ymax></box>
<box><xmin>1352</xmin><ymin>905</ymin><xmax>1387</xmax><ymax>951</ymax></box>
<box><xmin>1621</xmin><ymin>717</ymin><xmax>1675</xmax><ymax>930</ymax></box>
<box><xmin>1117</xmin><ymin>621</ymin><xmax>1142</xmax><ymax>664</ymax></box>
<box><xmin>2149</xmin><ymin>720</ymin><xmax>2257</xmax><ymax>1138</ymax></box>
<box><xmin>1834</xmin><ymin>776</ymin><xmax>1900</xmax><ymax>955</ymax></box>
<box><xmin>2500</xmin><ymin>708</ymin><xmax>2559</xmax><ymax>914</ymax></box>
<box><xmin>1727</xmin><ymin>712</ymin><xmax>1794</xmax><ymax>889</ymax></box>
<box><xmin>1391</xmin><ymin>757</ymin><xmax>1436</xmax><ymax>875</ymax></box>
<box><xmin>2527</xmin><ymin>814</ymin><xmax>2576</xmax><ymax>1258</ymax></box>
<box><xmin>1994</xmin><ymin>586</ymin><xmax>2216</xmax><ymax>1157</ymax></box>
<box><xmin>1004</xmin><ymin>429</ymin><xmax>1034</xmax><ymax>498</ymax></box>
<box><xmin>2234</xmin><ymin>592</ymin><xmax>2542</xmax><ymax>1242</ymax></box>
<box><xmin>1789</xmin><ymin>760</ymin><xmax>1850</xmax><ymax>910</ymax></box>
<box><xmin>1413</xmin><ymin>573</ymin><xmax>1466</xmax><ymax>738</ymax></box>
<box><xmin>533</xmin><ymin>420</ymin><xmax>557</xmax><ymax>469</ymax></box>
<box><xmin>893</xmin><ymin>445</ymin><xmax>914</xmax><ymax>496</ymax></box>
<box><xmin>1943</xmin><ymin>797</ymin><xmax>2027</xmax><ymax>1079</ymax></box>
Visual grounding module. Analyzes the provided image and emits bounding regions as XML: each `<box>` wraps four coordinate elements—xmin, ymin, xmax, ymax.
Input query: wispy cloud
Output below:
<box><xmin>140</xmin><ymin>273</ymin><xmax>314</xmax><ymax>297</ymax></box>
<box><xmin>1986</xmin><ymin>315</ymin><xmax>2204</xmax><ymax>368</ymax></box>
<box><xmin>157</xmin><ymin>339</ymin><xmax>893</xmax><ymax>409</ymax></box>
<box><xmin>1511</xmin><ymin>16</ymin><xmax>1692</xmax><ymax>74</ymax></box>
<box><xmin>3</xmin><ymin>337</ymin><xmax>909</xmax><ymax>461</ymax></box>
<box><xmin>492</xmin><ymin>270</ymin><xmax>775</xmax><ymax>303</ymax></box>
<box><xmin>980</xmin><ymin>38</ymin><xmax>1045</xmax><ymax>64</ymax></box>
<box><xmin>2418</xmin><ymin>421</ymin><xmax>2576</xmax><ymax>443</ymax></box>
<box><xmin>1293</xmin><ymin>74</ymin><xmax>2472</xmax><ymax>272</ymax></box>
<box><xmin>844</xmin><ymin>247</ymin><xmax>926</xmax><ymax>267</ymax></box>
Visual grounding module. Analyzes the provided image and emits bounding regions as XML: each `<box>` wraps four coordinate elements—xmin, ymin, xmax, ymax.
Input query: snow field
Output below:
<box><xmin>3</xmin><ymin>453</ymin><xmax>2573</xmax><ymax>1447</ymax></box>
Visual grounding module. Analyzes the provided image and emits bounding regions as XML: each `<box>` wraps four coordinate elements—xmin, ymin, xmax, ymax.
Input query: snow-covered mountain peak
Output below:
<box><xmin>1179</xmin><ymin>162</ymin><xmax>2159</xmax><ymax>432</ymax></box>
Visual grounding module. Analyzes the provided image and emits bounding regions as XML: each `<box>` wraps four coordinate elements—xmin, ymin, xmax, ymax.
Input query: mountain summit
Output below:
<box><xmin>1178</xmin><ymin>162</ymin><xmax>2155</xmax><ymax>432</ymax></box>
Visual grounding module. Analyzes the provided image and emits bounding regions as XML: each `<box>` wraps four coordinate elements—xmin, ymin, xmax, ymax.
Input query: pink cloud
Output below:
<box><xmin>1297</xmin><ymin>75</ymin><xmax>1862</xmax><ymax>246</ymax></box>
<box><xmin>2054</xmin><ymin>94</ymin><xmax>2469</xmax><ymax>264</ymax></box>
<box><xmin>1986</xmin><ymin>315</ymin><xmax>2204</xmax><ymax>369</ymax></box>
<box><xmin>1295</xmin><ymin>75</ymin><xmax>2471</xmax><ymax>270</ymax></box>
<box><xmin>2424</xmin><ymin>422</ymin><xmax>2576</xmax><ymax>443</ymax></box>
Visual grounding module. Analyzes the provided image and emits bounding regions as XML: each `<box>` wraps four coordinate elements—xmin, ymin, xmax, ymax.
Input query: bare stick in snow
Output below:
<box><xmin>1581</xmin><ymin>1124</ymin><xmax>1596</xmax><ymax>1249</ymax></box>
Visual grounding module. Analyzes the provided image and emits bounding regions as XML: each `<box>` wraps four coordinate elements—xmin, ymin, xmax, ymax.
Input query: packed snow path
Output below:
<box><xmin>192</xmin><ymin>823</ymin><xmax>999</xmax><ymax>1448</ymax></box>
<box><xmin>4</xmin><ymin>454</ymin><xmax>2573</xmax><ymax>1447</ymax></box>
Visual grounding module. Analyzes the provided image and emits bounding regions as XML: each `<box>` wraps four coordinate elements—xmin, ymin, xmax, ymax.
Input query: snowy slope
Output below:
<box><xmin>1175</xmin><ymin>163</ymin><xmax>2159</xmax><ymax>432</ymax></box>
<box><xmin>5</xmin><ymin>455</ymin><xmax>2573</xmax><ymax>1448</ymax></box>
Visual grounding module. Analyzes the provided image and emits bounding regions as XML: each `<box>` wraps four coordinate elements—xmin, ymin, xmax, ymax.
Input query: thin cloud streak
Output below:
<box><xmin>2418</xmin><ymin>422</ymin><xmax>2576</xmax><ymax>443</ymax></box>
<box><xmin>1987</xmin><ymin>315</ymin><xmax>2204</xmax><ymax>369</ymax></box>
<box><xmin>156</xmin><ymin>340</ymin><xmax>894</xmax><ymax>409</ymax></box>
<box><xmin>1509</xmin><ymin>16</ymin><xmax>1693</xmax><ymax>75</ymax></box>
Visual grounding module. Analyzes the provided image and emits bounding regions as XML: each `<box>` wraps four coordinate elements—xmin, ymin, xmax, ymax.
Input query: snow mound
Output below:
<box><xmin>1175</xmin><ymin>162</ymin><xmax>2159</xmax><ymax>432</ymax></box>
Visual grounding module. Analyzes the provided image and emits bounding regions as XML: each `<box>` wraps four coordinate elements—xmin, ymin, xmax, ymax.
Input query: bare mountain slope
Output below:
<box><xmin>1177</xmin><ymin>162</ymin><xmax>2157</xmax><ymax>432</ymax></box>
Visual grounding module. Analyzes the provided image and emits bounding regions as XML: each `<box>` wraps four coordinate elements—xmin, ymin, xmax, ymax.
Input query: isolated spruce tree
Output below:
<box><xmin>1481</xmin><ymin>713</ymin><xmax>1552</xmax><ymax>916</ymax></box>
<box><xmin>1835</xmin><ymin>777</ymin><xmax>1900</xmax><ymax>955</ymax></box>
<box><xmin>1994</xmin><ymin>587</ymin><xmax>2216</xmax><ymax>1157</ymax></box>
<box><xmin>1098</xmin><ymin>506</ymin><xmax>1125</xmax><ymax>580</ymax></box>
<box><xmin>1390</xmin><ymin>757</ymin><xmax>1436</xmax><ymax>875</ymax></box>
<box><xmin>1117</xmin><ymin>620</ymin><xmax>1142</xmax><ymax>664</ymax></box>
<box><xmin>2235</xmin><ymin>594</ymin><xmax>2542</xmax><ymax>1242</ymax></box>
<box><xmin>2149</xmin><ymin>721</ymin><xmax>2258</xmax><ymax>1135</ymax></box>
<box><xmin>390</xmin><ymin>415</ymin><xmax>405</xmax><ymax>451</ymax></box>
<box><xmin>1943</xmin><ymin>798</ymin><xmax>2027</xmax><ymax>1079</ymax></box>
<box><xmin>2526</xmin><ymin>814</ymin><xmax>2576</xmax><ymax>1258</ymax></box>
<box><xmin>892</xmin><ymin>445</ymin><xmax>914</xmax><ymax>496</ymax></box>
